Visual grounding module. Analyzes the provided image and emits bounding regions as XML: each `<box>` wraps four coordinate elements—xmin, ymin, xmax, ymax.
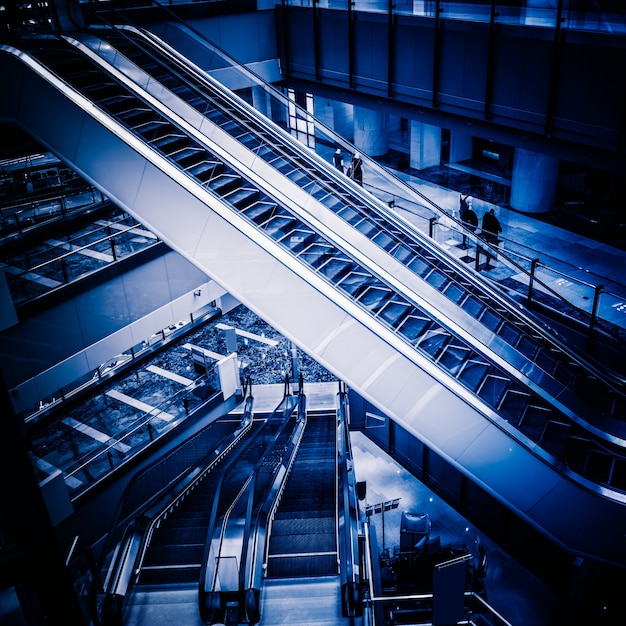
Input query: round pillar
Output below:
<box><xmin>510</xmin><ymin>148</ymin><xmax>559</xmax><ymax>213</ymax></box>
<box><xmin>409</xmin><ymin>121</ymin><xmax>442</xmax><ymax>171</ymax></box>
<box><xmin>354</xmin><ymin>106</ymin><xmax>389</xmax><ymax>157</ymax></box>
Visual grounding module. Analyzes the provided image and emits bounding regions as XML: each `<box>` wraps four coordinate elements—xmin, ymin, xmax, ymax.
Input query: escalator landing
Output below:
<box><xmin>258</xmin><ymin>576</ymin><xmax>349</xmax><ymax>626</ymax></box>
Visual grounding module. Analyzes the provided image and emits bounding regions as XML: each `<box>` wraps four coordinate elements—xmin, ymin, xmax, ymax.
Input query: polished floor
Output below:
<box><xmin>350</xmin><ymin>429</ymin><xmax>558</xmax><ymax>626</ymax></box>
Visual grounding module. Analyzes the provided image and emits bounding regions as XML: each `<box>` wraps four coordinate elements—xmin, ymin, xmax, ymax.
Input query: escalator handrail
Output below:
<box><xmin>239</xmin><ymin>390</ymin><xmax>308</xmax><ymax>624</ymax></box>
<box><xmin>10</xmin><ymin>42</ymin><xmax>626</xmax><ymax>497</ymax></box>
<box><xmin>337</xmin><ymin>389</ymin><xmax>362</xmax><ymax>618</ymax></box>
<box><xmin>98</xmin><ymin>396</ymin><xmax>254</xmax><ymax>625</ymax></box>
<box><xmin>54</xmin><ymin>32</ymin><xmax>626</xmax><ymax>441</ymax></box>
<box><xmin>197</xmin><ymin>393</ymin><xmax>299</xmax><ymax>622</ymax></box>
<box><xmin>75</xmin><ymin>23</ymin><xmax>626</xmax><ymax>400</ymax></box>
<box><xmin>89</xmin><ymin>6</ymin><xmax>626</xmax><ymax>375</ymax></box>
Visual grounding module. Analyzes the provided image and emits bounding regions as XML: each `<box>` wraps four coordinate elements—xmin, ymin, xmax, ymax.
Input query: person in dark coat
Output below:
<box><xmin>460</xmin><ymin>195</ymin><xmax>478</xmax><ymax>249</ymax></box>
<box><xmin>333</xmin><ymin>148</ymin><xmax>344</xmax><ymax>173</ymax></box>
<box><xmin>481</xmin><ymin>207</ymin><xmax>502</xmax><ymax>269</ymax></box>
<box><xmin>350</xmin><ymin>152</ymin><xmax>363</xmax><ymax>186</ymax></box>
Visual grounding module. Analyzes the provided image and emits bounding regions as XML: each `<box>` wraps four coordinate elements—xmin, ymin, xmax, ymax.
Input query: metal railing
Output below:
<box><xmin>5</xmin><ymin>213</ymin><xmax>160</xmax><ymax>305</ymax></box>
<box><xmin>360</xmin><ymin>521</ymin><xmax>513</xmax><ymax>626</ymax></box>
<box><xmin>279</xmin><ymin>0</ymin><xmax>626</xmax><ymax>35</ymax></box>
<box><xmin>131</xmin><ymin>1</ymin><xmax>626</xmax><ymax>352</ymax></box>
<box><xmin>365</xmin><ymin>178</ymin><xmax>626</xmax><ymax>349</ymax></box>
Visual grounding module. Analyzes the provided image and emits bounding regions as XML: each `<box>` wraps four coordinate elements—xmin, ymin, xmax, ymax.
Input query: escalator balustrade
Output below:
<box><xmin>81</xmin><ymin>25</ymin><xmax>626</xmax><ymax>434</ymax></box>
<box><xmin>20</xmin><ymin>38</ymin><xmax>626</xmax><ymax>497</ymax></box>
<box><xmin>199</xmin><ymin>395</ymin><xmax>300</xmax><ymax>624</ymax></box>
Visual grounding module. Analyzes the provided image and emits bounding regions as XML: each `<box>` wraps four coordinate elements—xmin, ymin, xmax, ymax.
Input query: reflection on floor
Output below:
<box><xmin>351</xmin><ymin>430</ymin><xmax>559</xmax><ymax>626</ymax></box>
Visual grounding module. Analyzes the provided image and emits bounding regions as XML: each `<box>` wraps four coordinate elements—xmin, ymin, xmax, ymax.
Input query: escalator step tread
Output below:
<box><xmin>271</xmin><ymin>517</ymin><xmax>335</xmax><ymax>534</ymax></box>
<box><xmin>270</xmin><ymin>533</ymin><xmax>336</xmax><ymax>553</ymax></box>
<box><xmin>139</xmin><ymin>566</ymin><xmax>200</xmax><ymax>586</ymax></box>
<box><xmin>276</xmin><ymin>502</ymin><xmax>334</xmax><ymax>514</ymax></box>
<box><xmin>267</xmin><ymin>555</ymin><xmax>337</xmax><ymax>578</ymax></box>
<box><xmin>142</xmin><ymin>544</ymin><xmax>204</xmax><ymax>566</ymax></box>
<box><xmin>150</xmin><ymin>527</ymin><xmax>209</xmax><ymax>544</ymax></box>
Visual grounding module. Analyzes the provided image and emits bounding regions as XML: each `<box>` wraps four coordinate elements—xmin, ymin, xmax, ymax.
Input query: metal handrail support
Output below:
<box><xmin>527</xmin><ymin>257</ymin><xmax>540</xmax><ymax>305</ymax></box>
<box><xmin>361</xmin><ymin>520</ymin><xmax>513</xmax><ymax>626</ymax></box>
<box><xmin>587</xmin><ymin>283</ymin><xmax>604</xmax><ymax>351</ymax></box>
<box><xmin>429</xmin><ymin>216</ymin><xmax>438</xmax><ymax>238</ymax></box>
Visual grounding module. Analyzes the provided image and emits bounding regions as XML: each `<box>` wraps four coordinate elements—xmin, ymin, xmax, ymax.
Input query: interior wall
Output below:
<box><xmin>0</xmin><ymin>251</ymin><xmax>209</xmax><ymax>392</ymax></box>
<box><xmin>347</xmin><ymin>389</ymin><xmax>572</xmax><ymax>591</ymax></box>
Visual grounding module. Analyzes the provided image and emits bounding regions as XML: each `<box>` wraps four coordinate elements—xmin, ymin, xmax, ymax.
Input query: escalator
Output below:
<box><xmin>132</xmin><ymin>414</ymin><xmax>262</xmax><ymax>590</ymax></box>
<box><xmin>198</xmin><ymin>393</ymin><xmax>302</xmax><ymax>624</ymax></box>
<box><xmin>266</xmin><ymin>408</ymin><xmax>337</xmax><ymax>579</ymax></box>
<box><xmin>100</xmin><ymin>395</ymin><xmax>256</xmax><ymax>625</ymax></box>
<box><xmin>134</xmin><ymin>397</ymin><xmax>296</xmax><ymax>587</ymax></box>
<box><xmin>3</xmin><ymin>33</ymin><xmax>626</xmax><ymax>568</ymax></box>
<box><xmin>79</xmin><ymin>23</ymin><xmax>626</xmax><ymax>441</ymax></box>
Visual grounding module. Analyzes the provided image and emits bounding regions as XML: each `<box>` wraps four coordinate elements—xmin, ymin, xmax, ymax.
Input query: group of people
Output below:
<box><xmin>334</xmin><ymin>148</ymin><xmax>363</xmax><ymax>186</ymax></box>
<box><xmin>459</xmin><ymin>194</ymin><xmax>502</xmax><ymax>269</ymax></box>
<box><xmin>332</xmin><ymin>148</ymin><xmax>502</xmax><ymax>270</ymax></box>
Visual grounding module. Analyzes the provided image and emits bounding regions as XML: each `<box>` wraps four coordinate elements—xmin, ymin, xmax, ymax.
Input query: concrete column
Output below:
<box><xmin>354</xmin><ymin>106</ymin><xmax>389</xmax><ymax>157</ymax></box>
<box><xmin>409</xmin><ymin>121</ymin><xmax>441</xmax><ymax>170</ymax></box>
<box><xmin>510</xmin><ymin>148</ymin><xmax>559</xmax><ymax>213</ymax></box>
<box><xmin>449</xmin><ymin>128</ymin><xmax>473</xmax><ymax>164</ymax></box>
<box><xmin>334</xmin><ymin>101</ymin><xmax>354</xmax><ymax>141</ymax></box>
<box><xmin>313</xmin><ymin>97</ymin><xmax>354</xmax><ymax>142</ymax></box>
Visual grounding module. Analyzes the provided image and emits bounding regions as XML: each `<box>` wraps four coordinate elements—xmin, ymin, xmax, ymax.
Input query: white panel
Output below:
<box><xmin>456</xmin><ymin>423</ymin><xmax>564</xmax><ymax>512</ymax></box>
<box><xmin>217</xmin><ymin>353</ymin><xmax>240</xmax><ymax>398</ymax></box>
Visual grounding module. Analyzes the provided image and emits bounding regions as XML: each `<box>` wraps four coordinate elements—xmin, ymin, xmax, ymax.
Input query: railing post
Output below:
<box><xmin>527</xmin><ymin>258</ymin><xmax>539</xmax><ymax>306</ymax></box>
<box><xmin>586</xmin><ymin>284</ymin><xmax>604</xmax><ymax>350</ymax></box>
<box><xmin>60</xmin><ymin>258</ymin><xmax>68</xmax><ymax>283</ymax></box>
<box><xmin>429</xmin><ymin>216</ymin><xmax>437</xmax><ymax>239</ymax></box>
<box><xmin>475</xmin><ymin>245</ymin><xmax>483</xmax><ymax>272</ymax></box>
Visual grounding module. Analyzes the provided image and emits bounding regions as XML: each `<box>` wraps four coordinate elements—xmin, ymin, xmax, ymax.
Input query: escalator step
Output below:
<box><xmin>150</xmin><ymin>526</ymin><xmax>209</xmax><ymax>545</ymax></box>
<box><xmin>270</xmin><ymin>533</ymin><xmax>336</xmax><ymax>554</ymax></box>
<box><xmin>267</xmin><ymin>554</ymin><xmax>337</xmax><ymax>579</ymax></box>
<box><xmin>139</xmin><ymin>565</ymin><xmax>200</xmax><ymax>586</ymax></box>
<box><xmin>142</xmin><ymin>543</ymin><xmax>204</xmax><ymax>567</ymax></box>
<box><xmin>271</xmin><ymin>517</ymin><xmax>335</xmax><ymax>535</ymax></box>
<box><xmin>276</xmin><ymin>501</ymin><xmax>334</xmax><ymax>515</ymax></box>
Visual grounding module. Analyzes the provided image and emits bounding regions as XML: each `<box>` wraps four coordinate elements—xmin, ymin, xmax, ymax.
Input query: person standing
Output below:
<box><xmin>481</xmin><ymin>207</ymin><xmax>502</xmax><ymax>269</ymax></box>
<box><xmin>460</xmin><ymin>195</ymin><xmax>478</xmax><ymax>249</ymax></box>
<box><xmin>350</xmin><ymin>152</ymin><xmax>363</xmax><ymax>186</ymax></box>
<box><xmin>333</xmin><ymin>148</ymin><xmax>344</xmax><ymax>173</ymax></box>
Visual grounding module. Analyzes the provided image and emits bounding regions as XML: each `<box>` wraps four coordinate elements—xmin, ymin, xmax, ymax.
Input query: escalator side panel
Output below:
<box><xmin>6</xmin><ymin>46</ymin><xmax>626</xmax><ymax>570</ymax></box>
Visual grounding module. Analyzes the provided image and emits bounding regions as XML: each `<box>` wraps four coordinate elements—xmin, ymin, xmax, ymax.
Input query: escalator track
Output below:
<box><xmin>79</xmin><ymin>24</ymin><xmax>626</xmax><ymax>437</ymax></box>
<box><xmin>6</xmin><ymin>34</ymin><xmax>626</xmax><ymax>566</ymax></box>
<box><xmin>11</xmin><ymin>35</ymin><xmax>626</xmax><ymax>495</ymax></box>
